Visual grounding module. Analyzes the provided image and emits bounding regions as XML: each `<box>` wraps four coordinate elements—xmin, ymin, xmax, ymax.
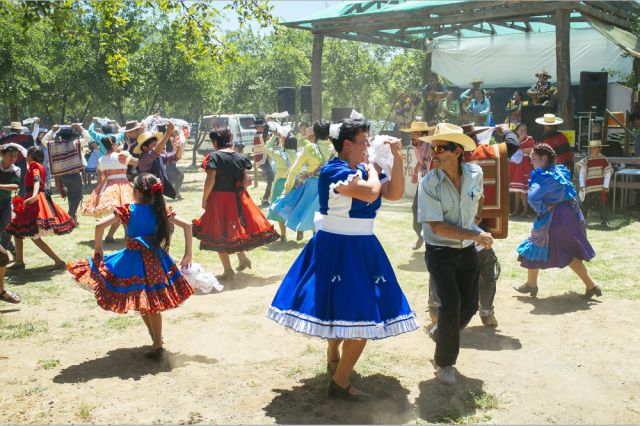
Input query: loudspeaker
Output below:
<box><xmin>277</xmin><ymin>87</ymin><xmax>296</xmax><ymax>115</ymax></box>
<box><xmin>331</xmin><ymin>107</ymin><xmax>353</xmax><ymax>122</ymax></box>
<box><xmin>580</xmin><ymin>71</ymin><xmax>608</xmax><ymax>116</ymax></box>
<box><xmin>300</xmin><ymin>85</ymin><xmax>312</xmax><ymax>114</ymax></box>
<box><xmin>521</xmin><ymin>104</ymin><xmax>554</xmax><ymax>142</ymax></box>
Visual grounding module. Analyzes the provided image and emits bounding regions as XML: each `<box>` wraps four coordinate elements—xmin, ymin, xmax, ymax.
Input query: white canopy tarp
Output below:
<box><xmin>432</xmin><ymin>27</ymin><xmax>633</xmax><ymax>87</ymax></box>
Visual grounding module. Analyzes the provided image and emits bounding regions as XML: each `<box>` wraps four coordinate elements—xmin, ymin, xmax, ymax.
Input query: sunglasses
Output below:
<box><xmin>431</xmin><ymin>143</ymin><xmax>457</xmax><ymax>154</ymax></box>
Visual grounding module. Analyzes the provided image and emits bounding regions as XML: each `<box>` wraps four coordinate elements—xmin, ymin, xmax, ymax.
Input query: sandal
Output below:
<box><xmin>48</xmin><ymin>261</ymin><xmax>67</xmax><ymax>271</ymax></box>
<box><xmin>0</xmin><ymin>290</ymin><xmax>21</xmax><ymax>304</ymax></box>
<box><xmin>7</xmin><ymin>262</ymin><xmax>25</xmax><ymax>270</ymax></box>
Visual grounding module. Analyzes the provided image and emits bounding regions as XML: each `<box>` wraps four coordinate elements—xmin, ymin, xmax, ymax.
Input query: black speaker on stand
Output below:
<box><xmin>331</xmin><ymin>107</ymin><xmax>353</xmax><ymax>122</ymax></box>
<box><xmin>277</xmin><ymin>87</ymin><xmax>296</xmax><ymax>115</ymax></box>
<box><xmin>580</xmin><ymin>71</ymin><xmax>608</xmax><ymax>116</ymax></box>
<box><xmin>300</xmin><ymin>85</ymin><xmax>312</xmax><ymax>114</ymax></box>
<box><xmin>521</xmin><ymin>104</ymin><xmax>554</xmax><ymax>142</ymax></box>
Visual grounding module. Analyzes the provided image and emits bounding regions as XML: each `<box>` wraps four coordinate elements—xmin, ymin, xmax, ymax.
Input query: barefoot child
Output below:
<box><xmin>67</xmin><ymin>173</ymin><xmax>194</xmax><ymax>360</ymax></box>
<box><xmin>6</xmin><ymin>147</ymin><xmax>74</xmax><ymax>270</ymax></box>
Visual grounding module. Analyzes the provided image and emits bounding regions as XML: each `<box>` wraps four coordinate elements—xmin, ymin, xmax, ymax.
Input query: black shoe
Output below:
<box><xmin>513</xmin><ymin>283</ymin><xmax>538</xmax><ymax>298</ymax></box>
<box><xmin>143</xmin><ymin>347</ymin><xmax>165</xmax><ymax>361</ymax></box>
<box><xmin>583</xmin><ymin>286</ymin><xmax>603</xmax><ymax>299</ymax></box>
<box><xmin>327</xmin><ymin>379</ymin><xmax>370</xmax><ymax>402</ymax></box>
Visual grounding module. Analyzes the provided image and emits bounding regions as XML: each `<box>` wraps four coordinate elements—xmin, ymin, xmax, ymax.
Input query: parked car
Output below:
<box><xmin>196</xmin><ymin>114</ymin><xmax>258</xmax><ymax>155</ymax></box>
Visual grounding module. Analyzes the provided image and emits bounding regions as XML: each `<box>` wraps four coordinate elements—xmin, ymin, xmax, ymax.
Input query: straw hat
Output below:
<box><xmin>588</xmin><ymin>139</ymin><xmax>608</xmax><ymax>148</ymax></box>
<box><xmin>470</xmin><ymin>78</ymin><xmax>484</xmax><ymax>85</ymax></box>
<box><xmin>9</xmin><ymin>122</ymin><xmax>22</xmax><ymax>130</ymax></box>
<box><xmin>535</xmin><ymin>70</ymin><xmax>552</xmax><ymax>78</ymax></box>
<box><xmin>535</xmin><ymin>113</ymin><xmax>564</xmax><ymax>126</ymax></box>
<box><xmin>133</xmin><ymin>131</ymin><xmax>162</xmax><ymax>155</ymax></box>
<box><xmin>400</xmin><ymin>121</ymin><xmax>435</xmax><ymax>133</ymax></box>
<box><xmin>418</xmin><ymin>123</ymin><xmax>477</xmax><ymax>151</ymax></box>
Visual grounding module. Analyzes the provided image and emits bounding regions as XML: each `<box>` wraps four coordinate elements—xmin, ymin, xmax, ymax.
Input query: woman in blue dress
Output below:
<box><xmin>466</xmin><ymin>88</ymin><xmax>493</xmax><ymax>126</ymax></box>
<box><xmin>268</xmin><ymin>119</ymin><xmax>419</xmax><ymax>401</ymax></box>
<box><xmin>514</xmin><ymin>143</ymin><xmax>601</xmax><ymax>299</ymax></box>
<box><xmin>67</xmin><ymin>173</ymin><xmax>194</xmax><ymax>360</ymax></box>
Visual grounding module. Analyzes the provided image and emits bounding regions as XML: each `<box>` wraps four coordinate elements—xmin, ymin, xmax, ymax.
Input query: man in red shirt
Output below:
<box><xmin>536</xmin><ymin>113</ymin><xmax>574</xmax><ymax>176</ymax></box>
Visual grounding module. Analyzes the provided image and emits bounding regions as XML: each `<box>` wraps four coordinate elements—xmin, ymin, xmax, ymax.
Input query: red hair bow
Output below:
<box><xmin>151</xmin><ymin>182</ymin><xmax>163</xmax><ymax>193</ymax></box>
<box><xmin>11</xmin><ymin>195</ymin><xmax>25</xmax><ymax>214</ymax></box>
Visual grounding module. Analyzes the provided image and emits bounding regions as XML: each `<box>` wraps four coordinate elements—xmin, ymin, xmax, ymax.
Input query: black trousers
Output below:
<box><xmin>59</xmin><ymin>172</ymin><xmax>83</xmax><ymax>220</ymax></box>
<box><xmin>426</xmin><ymin>244</ymin><xmax>479</xmax><ymax>367</ymax></box>
<box><xmin>166</xmin><ymin>163</ymin><xmax>184</xmax><ymax>196</ymax></box>
<box><xmin>0</xmin><ymin>197</ymin><xmax>15</xmax><ymax>251</ymax></box>
<box><xmin>259</xmin><ymin>162</ymin><xmax>274</xmax><ymax>202</ymax></box>
<box><xmin>428</xmin><ymin>247</ymin><xmax>499</xmax><ymax>316</ymax></box>
<box><xmin>581</xmin><ymin>191</ymin><xmax>607</xmax><ymax>223</ymax></box>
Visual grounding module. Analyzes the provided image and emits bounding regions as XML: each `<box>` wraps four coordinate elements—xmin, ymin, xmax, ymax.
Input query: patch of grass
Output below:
<box><xmin>0</xmin><ymin>318</ymin><xmax>48</xmax><ymax>340</ymax></box>
<box><xmin>468</xmin><ymin>390</ymin><xmax>500</xmax><ymax>410</ymax></box>
<box><xmin>20</xmin><ymin>386</ymin><xmax>47</xmax><ymax>398</ymax></box>
<box><xmin>189</xmin><ymin>311</ymin><xmax>217</xmax><ymax>321</ymax></box>
<box><xmin>76</xmin><ymin>401</ymin><xmax>93</xmax><ymax>423</ymax></box>
<box><xmin>37</xmin><ymin>358</ymin><xmax>61</xmax><ymax>370</ymax></box>
<box><xmin>103</xmin><ymin>316</ymin><xmax>138</xmax><ymax>331</ymax></box>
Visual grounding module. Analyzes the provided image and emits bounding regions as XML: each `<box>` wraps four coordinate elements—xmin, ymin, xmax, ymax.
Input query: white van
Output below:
<box><xmin>197</xmin><ymin>114</ymin><xmax>257</xmax><ymax>155</ymax></box>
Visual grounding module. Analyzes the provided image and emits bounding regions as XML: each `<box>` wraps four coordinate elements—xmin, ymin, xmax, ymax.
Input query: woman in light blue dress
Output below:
<box><xmin>268</xmin><ymin>119</ymin><xmax>418</xmax><ymax>401</ymax></box>
<box><xmin>466</xmin><ymin>88</ymin><xmax>493</xmax><ymax>126</ymax></box>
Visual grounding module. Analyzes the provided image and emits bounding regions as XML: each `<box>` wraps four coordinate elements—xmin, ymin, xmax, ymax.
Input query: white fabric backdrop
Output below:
<box><xmin>432</xmin><ymin>27</ymin><xmax>632</xmax><ymax>87</ymax></box>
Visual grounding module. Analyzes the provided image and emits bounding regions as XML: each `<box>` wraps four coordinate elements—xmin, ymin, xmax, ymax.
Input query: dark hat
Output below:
<box><xmin>122</xmin><ymin>120</ymin><xmax>142</xmax><ymax>133</ymax></box>
<box><xmin>461</xmin><ymin>123</ymin><xmax>491</xmax><ymax>136</ymax></box>
<box><xmin>55</xmin><ymin>125</ymin><xmax>76</xmax><ymax>140</ymax></box>
<box><xmin>255</xmin><ymin>118</ymin><xmax>266</xmax><ymax>126</ymax></box>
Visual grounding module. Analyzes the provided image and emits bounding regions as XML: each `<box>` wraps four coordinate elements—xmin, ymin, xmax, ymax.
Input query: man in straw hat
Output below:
<box><xmin>459</xmin><ymin>78</ymin><xmax>485</xmax><ymax>104</ymax></box>
<box><xmin>528</xmin><ymin>69</ymin><xmax>557</xmax><ymax>105</ymax></box>
<box><xmin>536</xmin><ymin>113</ymin><xmax>574</xmax><ymax>176</ymax></box>
<box><xmin>577</xmin><ymin>139</ymin><xmax>613</xmax><ymax>227</ymax></box>
<box><xmin>400</xmin><ymin>121</ymin><xmax>435</xmax><ymax>250</ymax></box>
<box><xmin>416</xmin><ymin>123</ymin><xmax>493</xmax><ymax>385</ymax></box>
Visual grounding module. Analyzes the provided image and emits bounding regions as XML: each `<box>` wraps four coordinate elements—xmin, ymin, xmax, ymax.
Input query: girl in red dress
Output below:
<box><xmin>193</xmin><ymin>128</ymin><xmax>279</xmax><ymax>281</ymax></box>
<box><xmin>7</xmin><ymin>147</ymin><xmax>74</xmax><ymax>270</ymax></box>
<box><xmin>508</xmin><ymin>123</ymin><xmax>535</xmax><ymax>217</ymax></box>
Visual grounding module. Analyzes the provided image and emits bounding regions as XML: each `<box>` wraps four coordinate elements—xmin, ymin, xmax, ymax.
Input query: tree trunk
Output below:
<box><xmin>555</xmin><ymin>9</ymin><xmax>574</xmax><ymax>130</ymax></box>
<box><xmin>311</xmin><ymin>33</ymin><xmax>324</xmax><ymax>121</ymax></box>
<box><xmin>422</xmin><ymin>51</ymin><xmax>432</xmax><ymax>121</ymax></box>
<box><xmin>9</xmin><ymin>103</ymin><xmax>19</xmax><ymax>122</ymax></box>
<box><xmin>60</xmin><ymin>94</ymin><xmax>68</xmax><ymax>124</ymax></box>
<box><xmin>79</xmin><ymin>100</ymin><xmax>91</xmax><ymax>124</ymax></box>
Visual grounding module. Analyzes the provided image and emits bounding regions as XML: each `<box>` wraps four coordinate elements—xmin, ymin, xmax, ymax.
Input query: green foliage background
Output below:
<box><xmin>0</xmin><ymin>1</ymin><xmax>426</xmax><ymax>126</ymax></box>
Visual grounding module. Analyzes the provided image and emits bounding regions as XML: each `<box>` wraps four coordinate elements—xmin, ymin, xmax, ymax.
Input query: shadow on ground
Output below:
<box><xmin>264</xmin><ymin>372</ymin><xmax>413</xmax><ymax>424</ymax></box>
<box><xmin>53</xmin><ymin>347</ymin><xmax>217</xmax><ymax>383</ymax></box>
<box><xmin>514</xmin><ymin>292</ymin><xmax>601</xmax><ymax>315</ymax></box>
<box><xmin>5</xmin><ymin>265</ymin><xmax>67</xmax><ymax>285</ymax></box>
<box><xmin>461</xmin><ymin>325</ymin><xmax>522</xmax><ymax>351</ymax></box>
<box><xmin>415</xmin><ymin>371</ymin><xmax>486</xmax><ymax>423</ymax></box>
<box><xmin>396</xmin><ymin>251</ymin><xmax>427</xmax><ymax>272</ymax></box>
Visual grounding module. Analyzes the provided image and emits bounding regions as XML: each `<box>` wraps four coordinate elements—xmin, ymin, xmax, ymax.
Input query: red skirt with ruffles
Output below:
<box><xmin>508</xmin><ymin>156</ymin><xmax>533</xmax><ymax>193</ymax></box>
<box><xmin>66</xmin><ymin>238</ymin><xmax>194</xmax><ymax>314</ymax></box>
<box><xmin>6</xmin><ymin>192</ymin><xmax>75</xmax><ymax>238</ymax></box>
<box><xmin>193</xmin><ymin>190</ymin><xmax>279</xmax><ymax>253</ymax></box>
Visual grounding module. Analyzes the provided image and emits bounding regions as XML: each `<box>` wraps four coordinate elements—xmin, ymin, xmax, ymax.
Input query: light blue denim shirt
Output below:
<box><xmin>417</xmin><ymin>162</ymin><xmax>483</xmax><ymax>248</ymax></box>
<box><xmin>88</xmin><ymin>123</ymin><xmax>125</xmax><ymax>156</ymax></box>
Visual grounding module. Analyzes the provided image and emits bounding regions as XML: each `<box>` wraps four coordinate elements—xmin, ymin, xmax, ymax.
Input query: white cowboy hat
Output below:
<box><xmin>535</xmin><ymin>113</ymin><xmax>564</xmax><ymax>126</ymax></box>
<box><xmin>588</xmin><ymin>139</ymin><xmax>608</xmax><ymax>148</ymax></box>
<box><xmin>418</xmin><ymin>123</ymin><xmax>477</xmax><ymax>151</ymax></box>
<box><xmin>400</xmin><ymin>121</ymin><xmax>435</xmax><ymax>133</ymax></box>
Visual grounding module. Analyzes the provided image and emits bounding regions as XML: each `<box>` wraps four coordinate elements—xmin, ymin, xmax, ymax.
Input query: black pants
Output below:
<box><xmin>426</xmin><ymin>244</ymin><xmax>479</xmax><ymax>367</ymax></box>
<box><xmin>16</xmin><ymin>159</ymin><xmax>27</xmax><ymax>197</ymax></box>
<box><xmin>59</xmin><ymin>172</ymin><xmax>83</xmax><ymax>220</ymax></box>
<box><xmin>166</xmin><ymin>163</ymin><xmax>184</xmax><ymax>196</ymax></box>
<box><xmin>581</xmin><ymin>191</ymin><xmax>607</xmax><ymax>223</ymax></box>
<box><xmin>0</xmin><ymin>198</ymin><xmax>15</xmax><ymax>251</ymax></box>
<box><xmin>259</xmin><ymin>162</ymin><xmax>274</xmax><ymax>202</ymax></box>
<box><xmin>428</xmin><ymin>247</ymin><xmax>499</xmax><ymax>316</ymax></box>
<box><xmin>412</xmin><ymin>187</ymin><xmax>421</xmax><ymax>239</ymax></box>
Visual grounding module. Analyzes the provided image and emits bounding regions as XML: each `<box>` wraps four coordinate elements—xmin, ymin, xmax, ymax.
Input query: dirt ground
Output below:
<box><xmin>1</xmin><ymin>159</ymin><xmax>639</xmax><ymax>424</ymax></box>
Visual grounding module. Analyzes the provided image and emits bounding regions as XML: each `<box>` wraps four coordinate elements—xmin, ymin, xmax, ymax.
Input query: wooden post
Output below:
<box><xmin>311</xmin><ymin>33</ymin><xmax>324</xmax><ymax>121</ymax></box>
<box><xmin>422</xmin><ymin>51</ymin><xmax>433</xmax><ymax>121</ymax></box>
<box><xmin>555</xmin><ymin>9</ymin><xmax>574</xmax><ymax>130</ymax></box>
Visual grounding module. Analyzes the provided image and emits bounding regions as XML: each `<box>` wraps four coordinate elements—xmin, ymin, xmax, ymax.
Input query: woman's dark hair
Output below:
<box><xmin>532</xmin><ymin>143</ymin><xmax>556</xmax><ymax>165</ymax></box>
<box><xmin>27</xmin><ymin>146</ymin><xmax>45</xmax><ymax>164</ymax></box>
<box><xmin>133</xmin><ymin>173</ymin><xmax>170</xmax><ymax>251</ymax></box>
<box><xmin>209</xmin><ymin>127</ymin><xmax>232</xmax><ymax>149</ymax></box>
<box><xmin>102</xmin><ymin>124</ymin><xmax>114</xmax><ymax>135</ymax></box>
<box><xmin>284</xmin><ymin>135</ymin><xmax>298</xmax><ymax>151</ymax></box>
<box><xmin>101</xmin><ymin>136</ymin><xmax>117</xmax><ymax>152</ymax></box>
<box><xmin>516</xmin><ymin>123</ymin><xmax>527</xmax><ymax>132</ymax></box>
<box><xmin>313</xmin><ymin>120</ymin><xmax>330</xmax><ymax>140</ymax></box>
<box><xmin>329</xmin><ymin>119</ymin><xmax>370</xmax><ymax>153</ymax></box>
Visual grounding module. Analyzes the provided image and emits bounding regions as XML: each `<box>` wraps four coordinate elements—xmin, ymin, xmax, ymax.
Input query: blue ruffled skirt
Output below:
<box><xmin>269</xmin><ymin>177</ymin><xmax>319</xmax><ymax>232</ymax></box>
<box><xmin>266</xmin><ymin>178</ymin><xmax>287</xmax><ymax>222</ymax></box>
<box><xmin>267</xmin><ymin>230</ymin><xmax>419</xmax><ymax>339</ymax></box>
